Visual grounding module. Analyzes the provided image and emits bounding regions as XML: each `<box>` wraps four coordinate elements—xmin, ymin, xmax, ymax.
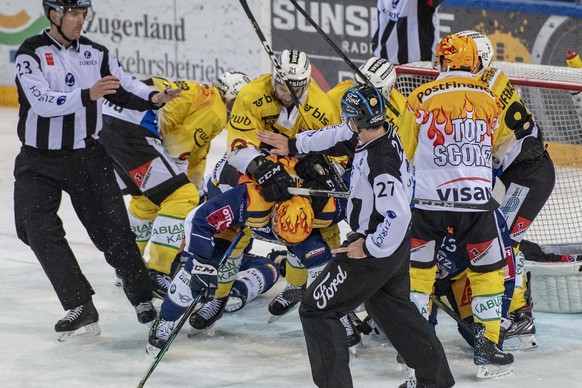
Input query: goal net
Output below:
<box><xmin>395</xmin><ymin>62</ymin><xmax>582</xmax><ymax>254</ymax></box>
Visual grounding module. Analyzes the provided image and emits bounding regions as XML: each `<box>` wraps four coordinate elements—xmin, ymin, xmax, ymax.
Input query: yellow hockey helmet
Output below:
<box><xmin>272</xmin><ymin>196</ymin><xmax>314</xmax><ymax>244</ymax></box>
<box><xmin>436</xmin><ymin>34</ymin><xmax>479</xmax><ymax>73</ymax></box>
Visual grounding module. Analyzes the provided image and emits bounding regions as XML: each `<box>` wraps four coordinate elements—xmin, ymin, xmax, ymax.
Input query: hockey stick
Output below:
<box><xmin>429</xmin><ymin>294</ymin><xmax>473</xmax><ymax>334</ymax></box>
<box><xmin>287</xmin><ymin>0</ymin><xmax>368</xmax><ymax>83</ymax></box>
<box><xmin>412</xmin><ymin>197</ymin><xmax>500</xmax><ymax>211</ymax></box>
<box><xmin>289</xmin><ymin>186</ymin><xmax>499</xmax><ymax>210</ymax></box>
<box><xmin>239</xmin><ymin>0</ymin><xmax>303</xmax><ymax>110</ymax></box>
<box><xmin>239</xmin><ymin>0</ymin><xmax>348</xmax><ymax>192</ymax></box>
<box><xmin>288</xmin><ymin>186</ymin><xmax>350</xmax><ymax>199</ymax></box>
<box><xmin>287</xmin><ymin>0</ymin><xmax>399</xmax><ymax>116</ymax></box>
<box><xmin>137</xmin><ymin>230</ymin><xmax>245</xmax><ymax>388</ymax></box>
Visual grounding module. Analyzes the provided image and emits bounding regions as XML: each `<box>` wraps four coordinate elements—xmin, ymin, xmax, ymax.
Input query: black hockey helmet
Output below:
<box><xmin>43</xmin><ymin>0</ymin><xmax>92</xmax><ymax>18</ymax></box>
<box><xmin>341</xmin><ymin>84</ymin><xmax>386</xmax><ymax>130</ymax></box>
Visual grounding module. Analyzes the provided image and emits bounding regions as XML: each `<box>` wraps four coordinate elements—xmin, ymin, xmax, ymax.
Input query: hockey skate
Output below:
<box><xmin>399</xmin><ymin>377</ymin><xmax>426</xmax><ymax>388</ymax></box>
<box><xmin>503</xmin><ymin>307</ymin><xmax>538</xmax><ymax>351</ymax></box>
<box><xmin>55</xmin><ymin>300</ymin><xmax>101</xmax><ymax>342</ymax></box>
<box><xmin>360</xmin><ymin>315</ymin><xmax>389</xmax><ymax>342</ymax></box>
<box><xmin>188</xmin><ymin>296</ymin><xmax>228</xmax><ymax>336</ymax></box>
<box><xmin>341</xmin><ymin>312</ymin><xmax>361</xmax><ymax>357</ymax></box>
<box><xmin>474</xmin><ymin>323</ymin><xmax>514</xmax><ymax>379</ymax></box>
<box><xmin>134</xmin><ymin>300</ymin><xmax>157</xmax><ymax>326</ymax></box>
<box><xmin>149</xmin><ymin>269</ymin><xmax>172</xmax><ymax>299</ymax></box>
<box><xmin>146</xmin><ymin>317</ymin><xmax>174</xmax><ymax>356</ymax></box>
<box><xmin>267</xmin><ymin>283</ymin><xmax>303</xmax><ymax>323</ymax></box>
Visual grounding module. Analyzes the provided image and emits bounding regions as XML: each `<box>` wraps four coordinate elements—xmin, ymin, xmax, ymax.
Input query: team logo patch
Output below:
<box><xmin>45</xmin><ymin>53</ymin><xmax>54</xmax><ymax>66</ymax></box>
<box><xmin>231</xmin><ymin>138</ymin><xmax>248</xmax><ymax>151</ymax></box>
<box><xmin>206</xmin><ymin>205</ymin><xmax>234</xmax><ymax>232</ymax></box>
<box><xmin>510</xmin><ymin>216</ymin><xmax>532</xmax><ymax>240</ymax></box>
<box><xmin>467</xmin><ymin>239</ymin><xmax>494</xmax><ymax>264</ymax></box>
<box><xmin>129</xmin><ymin>160</ymin><xmax>153</xmax><ymax>188</ymax></box>
<box><xmin>84</xmin><ymin>51</ymin><xmax>91</xmax><ymax>59</ymax></box>
<box><xmin>65</xmin><ymin>72</ymin><xmax>75</xmax><ymax>87</ymax></box>
<box><xmin>305</xmin><ymin>246</ymin><xmax>326</xmax><ymax>259</ymax></box>
<box><xmin>56</xmin><ymin>96</ymin><xmax>66</xmax><ymax>105</ymax></box>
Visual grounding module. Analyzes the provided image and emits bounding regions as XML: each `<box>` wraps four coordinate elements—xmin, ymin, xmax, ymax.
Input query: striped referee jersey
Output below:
<box><xmin>372</xmin><ymin>0</ymin><xmax>442</xmax><ymax>65</ymax></box>
<box><xmin>15</xmin><ymin>30</ymin><xmax>157</xmax><ymax>150</ymax></box>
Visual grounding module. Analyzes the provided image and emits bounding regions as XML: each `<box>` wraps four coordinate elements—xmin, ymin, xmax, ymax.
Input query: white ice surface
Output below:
<box><xmin>1</xmin><ymin>107</ymin><xmax>582</xmax><ymax>388</ymax></box>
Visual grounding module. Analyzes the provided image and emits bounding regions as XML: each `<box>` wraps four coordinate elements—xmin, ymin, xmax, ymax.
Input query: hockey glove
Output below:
<box><xmin>248</xmin><ymin>156</ymin><xmax>294</xmax><ymax>202</ymax></box>
<box><xmin>190</xmin><ymin>255</ymin><xmax>219</xmax><ymax>303</ymax></box>
<box><xmin>302</xmin><ymin>178</ymin><xmax>335</xmax><ymax>215</ymax></box>
<box><xmin>295</xmin><ymin>154</ymin><xmax>331</xmax><ymax>183</ymax></box>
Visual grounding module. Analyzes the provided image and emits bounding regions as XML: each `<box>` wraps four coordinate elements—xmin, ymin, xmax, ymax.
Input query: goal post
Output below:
<box><xmin>394</xmin><ymin>61</ymin><xmax>582</xmax><ymax>254</ymax></box>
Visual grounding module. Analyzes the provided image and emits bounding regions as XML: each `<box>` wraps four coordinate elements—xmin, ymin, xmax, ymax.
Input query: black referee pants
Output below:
<box><xmin>299</xmin><ymin>236</ymin><xmax>455</xmax><ymax>388</ymax></box>
<box><xmin>14</xmin><ymin>143</ymin><xmax>152</xmax><ymax>311</ymax></box>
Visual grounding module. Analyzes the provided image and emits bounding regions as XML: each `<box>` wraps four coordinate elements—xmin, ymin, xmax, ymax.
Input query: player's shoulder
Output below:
<box><xmin>16</xmin><ymin>33</ymin><xmax>51</xmax><ymax>57</ymax></box>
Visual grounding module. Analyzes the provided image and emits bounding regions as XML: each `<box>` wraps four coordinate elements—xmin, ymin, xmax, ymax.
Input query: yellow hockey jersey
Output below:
<box><xmin>149</xmin><ymin>77</ymin><xmax>227</xmax><ymax>188</ymax></box>
<box><xmin>476</xmin><ymin>68</ymin><xmax>539</xmax><ymax>171</ymax></box>
<box><xmin>226</xmin><ymin>74</ymin><xmax>340</xmax><ymax>172</ymax></box>
<box><xmin>399</xmin><ymin>71</ymin><xmax>502</xmax><ymax>211</ymax></box>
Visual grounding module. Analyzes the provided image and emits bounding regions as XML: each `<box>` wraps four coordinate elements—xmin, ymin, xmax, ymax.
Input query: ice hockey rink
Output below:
<box><xmin>1</xmin><ymin>106</ymin><xmax>582</xmax><ymax>388</ymax></box>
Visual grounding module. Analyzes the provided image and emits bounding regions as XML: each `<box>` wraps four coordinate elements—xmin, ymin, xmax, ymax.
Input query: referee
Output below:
<box><xmin>298</xmin><ymin>85</ymin><xmax>455</xmax><ymax>388</ymax></box>
<box><xmin>13</xmin><ymin>0</ymin><xmax>180</xmax><ymax>341</ymax></box>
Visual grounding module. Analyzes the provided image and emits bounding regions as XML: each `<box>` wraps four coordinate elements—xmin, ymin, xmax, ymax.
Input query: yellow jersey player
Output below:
<box><xmin>458</xmin><ymin>30</ymin><xmax>555</xmax><ymax>350</ymax></box>
<box><xmin>226</xmin><ymin>49</ymin><xmax>340</xmax><ymax>203</ymax></box>
<box><xmin>101</xmin><ymin>72</ymin><xmax>250</xmax><ymax>298</ymax></box>
<box><xmin>226</xmin><ymin>49</ymin><xmax>341</xmax><ymax>309</ymax></box>
<box><xmin>399</xmin><ymin>34</ymin><xmax>514</xmax><ymax>378</ymax></box>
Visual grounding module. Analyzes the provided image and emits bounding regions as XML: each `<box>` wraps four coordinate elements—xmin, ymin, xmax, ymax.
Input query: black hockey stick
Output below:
<box><xmin>239</xmin><ymin>0</ymin><xmax>303</xmax><ymax>110</ymax></box>
<box><xmin>412</xmin><ymin>197</ymin><xmax>500</xmax><ymax>211</ymax></box>
<box><xmin>288</xmin><ymin>187</ymin><xmax>350</xmax><ymax>199</ymax></box>
<box><xmin>429</xmin><ymin>294</ymin><xmax>473</xmax><ymax>334</ymax></box>
<box><xmin>287</xmin><ymin>0</ymin><xmax>399</xmax><ymax>116</ymax></box>
<box><xmin>239</xmin><ymin>0</ymin><xmax>348</xmax><ymax>192</ymax></box>
<box><xmin>287</xmin><ymin>0</ymin><xmax>368</xmax><ymax>84</ymax></box>
<box><xmin>137</xmin><ymin>230</ymin><xmax>245</xmax><ymax>388</ymax></box>
<box><xmin>289</xmin><ymin>186</ymin><xmax>499</xmax><ymax>210</ymax></box>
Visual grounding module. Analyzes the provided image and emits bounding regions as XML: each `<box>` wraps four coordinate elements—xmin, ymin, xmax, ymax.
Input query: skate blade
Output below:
<box><xmin>187</xmin><ymin>324</ymin><xmax>216</xmax><ymax>337</ymax></box>
<box><xmin>504</xmin><ymin>334</ymin><xmax>538</xmax><ymax>351</ymax></box>
<box><xmin>145</xmin><ymin>343</ymin><xmax>161</xmax><ymax>357</ymax></box>
<box><xmin>267</xmin><ymin>304</ymin><xmax>299</xmax><ymax>323</ymax></box>
<box><xmin>476</xmin><ymin>364</ymin><xmax>514</xmax><ymax>379</ymax></box>
<box><xmin>56</xmin><ymin>322</ymin><xmax>101</xmax><ymax>342</ymax></box>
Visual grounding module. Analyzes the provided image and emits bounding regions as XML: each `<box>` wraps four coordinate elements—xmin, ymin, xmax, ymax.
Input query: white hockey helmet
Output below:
<box><xmin>355</xmin><ymin>57</ymin><xmax>396</xmax><ymax>101</ymax></box>
<box><xmin>215</xmin><ymin>71</ymin><xmax>251</xmax><ymax>103</ymax></box>
<box><xmin>272</xmin><ymin>49</ymin><xmax>312</xmax><ymax>89</ymax></box>
<box><xmin>456</xmin><ymin>30</ymin><xmax>494</xmax><ymax>72</ymax></box>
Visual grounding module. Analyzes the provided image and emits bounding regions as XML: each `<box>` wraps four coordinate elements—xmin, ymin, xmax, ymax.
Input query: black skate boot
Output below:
<box><xmin>134</xmin><ymin>300</ymin><xmax>157</xmax><ymax>326</ymax></box>
<box><xmin>189</xmin><ymin>296</ymin><xmax>228</xmax><ymax>333</ymax></box>
<box><xmin>267</xmin><ymin>283</ymin><xmax>303</xmax><ymax>323</ymax></box>
<box><xmin>398</xmin><ymin>378</ymin><xmax>426</xmax><ymax>388</ymax></box>
<box><xmin>340</xmin><ymin>313</ymin><xmax>361</xmax><ymax>350</ymax></box>
<box><xmin>149</xmin><ymin>269</ymin><xmax>172</xmax><ymax>299</ymax></box>
<box><xmin>146</xmin><ymin>317</ymin><xmax>174</xmax><ymax>356</ymax></box>
<box><xmin>474</xmin><ymin>323</ymin><xmax>514</xmax><ymax>378</ymax></box>
<box><xmin>55</xmin><ymin>300</ymin><xmax>101</xmax><ymax>342</ymax></box>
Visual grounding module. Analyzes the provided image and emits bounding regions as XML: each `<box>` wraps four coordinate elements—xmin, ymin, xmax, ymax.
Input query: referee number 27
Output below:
<box><xmin>376</xmin><ymin>181</ymin><xmax>394</xmax><ymax>198</ymax></box>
